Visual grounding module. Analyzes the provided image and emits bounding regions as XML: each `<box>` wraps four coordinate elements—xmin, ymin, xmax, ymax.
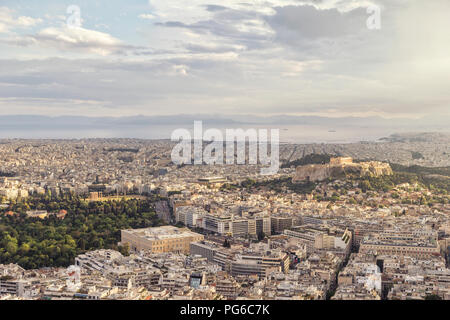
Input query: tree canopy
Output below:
<box><xmin>0</xmin><ymin>194</ymin><xmax>165</xmax><ymax>269</ymax></box>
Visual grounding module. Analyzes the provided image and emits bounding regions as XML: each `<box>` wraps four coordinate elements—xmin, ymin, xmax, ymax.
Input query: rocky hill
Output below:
<box><xmin>293</xmin><ymin>157</ymin><xmax>393</xmax><ymax>183</ymax></box>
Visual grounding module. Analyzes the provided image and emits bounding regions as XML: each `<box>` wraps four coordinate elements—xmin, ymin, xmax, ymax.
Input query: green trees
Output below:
<box><xmin>175</xmin><ymin>221</ymin><xmax>185</xmax><ymax>228</ymax></box>
<box><xmin>118</xmin><ymin>243</ymin><xmax>130</xmax><ymax>256</ymax></box>
<box><xmin>3</xmin><ymin>235</ymin><xmax>19</xmax><ymax>255</ymax></box>
<box><xmin>0</xmin><ymin>195</ymin><xmax>164</xmax><ymax>269</ymax></box>
<box><xmin>389</xmin><ymin>163</ymin><xmax>450</xmax><ymax>193</ymax></box>
<box><xmin>281</xmin><ymin>154</ymin><xmax>332</xmax><ymax>168</ymax></box>
<box><xmin>223</xmin><ymin>238</ymin><xmax>231</xmax><ymax>248</ymax></box>
<box><xmin>239</xmin><ymin>177</ymin><xmax>317</xmax><ymax>195</ymax></box>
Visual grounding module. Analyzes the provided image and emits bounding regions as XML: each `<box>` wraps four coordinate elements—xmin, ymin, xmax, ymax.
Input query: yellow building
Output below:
<box><xmin>121</xmin><ymin>226</ymin><xmax>204</xmax><ymax>254</ymax></box>
<box><xmin>329</xmin><ymin>157</ymin><xmax>353</xmax><ymax>165</ymax></box>
<box><xmin>25</xmin><ymin>210</ymin><xmax>48</xmax><ymax>219</ymax></box>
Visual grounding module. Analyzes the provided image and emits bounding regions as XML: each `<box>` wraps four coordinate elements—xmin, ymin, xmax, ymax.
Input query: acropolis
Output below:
<box><xmin>293</xmin><ymin>157</ymin><xmax>393</xmax><ymax>183</ymax></box>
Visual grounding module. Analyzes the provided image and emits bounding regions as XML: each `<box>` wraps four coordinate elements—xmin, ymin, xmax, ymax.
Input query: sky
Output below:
<box><xmin>0</xmin><ymin>0</ymin><xmax>449</xmax><ymax>121</ymax></box>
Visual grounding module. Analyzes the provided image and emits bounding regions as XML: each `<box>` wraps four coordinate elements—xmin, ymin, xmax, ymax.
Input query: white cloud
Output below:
<box><xmin>139</xmin><ymin>13</ymin><xmax>156</xmax><ymax>20</ymax></box>
<box><xmin>0</xmin><ymin>0</ymin><xmax>449</xmax><ymax>121</ymax></box>
<box><xmin>0</xmin><ymin>7</ymin><xmax>42</xmax><ymax>33</ymax></box>
<box><xmin>17</xmin><ymin>26</ymin><xmax>136</xmax><ymax>56</ymax></box>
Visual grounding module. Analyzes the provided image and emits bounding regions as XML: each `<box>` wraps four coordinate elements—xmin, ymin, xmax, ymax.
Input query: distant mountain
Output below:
<box><xmin>0</xmin><ymin>114</ymin><xmax>448</xmax><ymax>141</ymax></box>
<box><xmin>379</xmin><ymin>132</ymin><xmax>450</xmax><ymax>143</ymax></box>
<box><xmin>0</xmin><ymin>114</ymin><xmax>449</xmax><ymax>128</ymax></box>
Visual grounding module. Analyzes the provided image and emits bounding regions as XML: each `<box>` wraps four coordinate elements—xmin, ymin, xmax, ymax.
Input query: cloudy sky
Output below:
<box><xmin>0</xmin><ymin>0</ymin><xmax>449</xmax><ymax>120</ymax></box>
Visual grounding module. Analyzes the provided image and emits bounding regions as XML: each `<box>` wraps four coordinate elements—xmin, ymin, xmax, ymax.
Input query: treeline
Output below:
<box><xmin>390</xmin><ymin>163</ymin><xmax>450</xmax><ymax>177</ymax></box>
<box><xmin>237</xmin><ymin>166</ymin><xmax>448</xmax><ymax>198</ymax></box>
<box><xmin>0</xmin><ymin>171</ymin><xmax>17</xmax><ymax>177</ymax></box>
<box><xmin>0</xmin><ymin>195</ymin><xmax>165</xmax><ymax>269</ymax></box>
<box><xmin>390</xmin><ymin>164</ymin><xmax>450</xmax><ymax>193</ymax></box>
<box><xmin>238</xmin><ymin>177</ymin><xmax>317</xmax><ymax>194</ymax></box>
<box><xmin>281</xmin><ymin>154</ymin><xmax>332</xmax><ymax>168</ymax></box>
<box><xmin>358</xmin><ymin>172</ymin><xmax>421</xmax><ymax>193</ymax></box>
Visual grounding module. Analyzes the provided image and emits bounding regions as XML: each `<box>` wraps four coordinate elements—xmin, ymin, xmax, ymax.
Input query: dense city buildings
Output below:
<box><xmin>0</xmin><ymin>135</ymin><xmax>450</xmax><ymax>300</ymax></box>
<box><xmin>190</xmin><ymin>241</ymin><xmax>290</xmax><ymax>278</ymax></box>
<box><xmin>1</xmin><ymin>0</ymin><xmax>450</xmax><ymax>309</ymax></box>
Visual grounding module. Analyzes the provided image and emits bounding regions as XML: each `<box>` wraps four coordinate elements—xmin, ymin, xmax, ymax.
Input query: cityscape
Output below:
<box><xmin>1</xmin><ymin>0</ymin><xmax>450</xmax><ymax>307</ymax></box>
<box><xmin>1</xmin><ymin>134</ymin><xmax>449</xmax><ymax>300</ymax></box>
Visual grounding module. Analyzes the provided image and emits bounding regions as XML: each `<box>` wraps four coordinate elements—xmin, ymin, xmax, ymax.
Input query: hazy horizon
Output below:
<box><xmin>0</xmin><ymin>114</ymin><xmax>448</xmax><ymax>142</ymax></box>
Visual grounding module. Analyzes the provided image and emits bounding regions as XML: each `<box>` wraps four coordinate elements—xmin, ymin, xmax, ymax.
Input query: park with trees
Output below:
<box><xmin>0</xmin><ymin>193</ymin><xmax>165</xmax><ymax>269</ymax></box>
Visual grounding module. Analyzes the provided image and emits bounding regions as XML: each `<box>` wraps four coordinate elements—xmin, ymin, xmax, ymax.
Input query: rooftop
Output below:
<box><xmin>122</xmin><ymin>226</ymin><xmax>202</xmax><ymax>241</ymax></box>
